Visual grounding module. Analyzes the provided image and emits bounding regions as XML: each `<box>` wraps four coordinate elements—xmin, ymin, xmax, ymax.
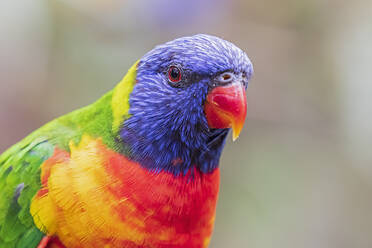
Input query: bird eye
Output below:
<box><xmin>168</xmin><ymin>66</ymin><xmax>182</xmax><ymax>84</ymax></box>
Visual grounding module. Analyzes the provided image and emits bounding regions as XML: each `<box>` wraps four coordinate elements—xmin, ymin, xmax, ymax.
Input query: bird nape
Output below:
<box><xmin>0</xmin><ymin>34</ymin><xmax>253</xmax><ymax>248</ymax></box>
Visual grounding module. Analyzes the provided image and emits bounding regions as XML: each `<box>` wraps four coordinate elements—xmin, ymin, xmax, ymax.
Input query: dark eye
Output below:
<box><xmin>168</xmin><ymin>66</ymin><xmax>182</xmax><ymax>83</ymax></box>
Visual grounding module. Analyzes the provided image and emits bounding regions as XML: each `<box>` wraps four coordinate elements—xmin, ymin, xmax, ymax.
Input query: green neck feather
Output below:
<box><xmin>30</xmin><ymin>61</ymin><xmax>138</xmax><ymax>152</ymax></box>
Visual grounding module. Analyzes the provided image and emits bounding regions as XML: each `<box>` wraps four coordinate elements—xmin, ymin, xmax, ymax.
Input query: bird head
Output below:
<box><xmin>120</xmin><ymin>34</ymin><xmax>253</xmax><ymax>175</ymax></box>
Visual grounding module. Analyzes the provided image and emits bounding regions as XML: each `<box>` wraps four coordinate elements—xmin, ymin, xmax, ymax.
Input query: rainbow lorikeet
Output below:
<box><xmin>0</xmin><ymin>34</ymin><xmax>253</xmax><ymax>248</ymax></box>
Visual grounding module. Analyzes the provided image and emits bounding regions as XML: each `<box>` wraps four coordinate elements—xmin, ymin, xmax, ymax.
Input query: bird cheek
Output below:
<box><xmin>204</xmin><ymin>83</ymin><xmax>247</xmax><ymax>141</ymax></box>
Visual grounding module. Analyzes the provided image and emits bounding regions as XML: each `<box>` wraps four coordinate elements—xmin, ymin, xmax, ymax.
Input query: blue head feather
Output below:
<box><xmin>120</xmin><ymin>34</ymin><xmax>253</xmax><ymax>176</ymax></box>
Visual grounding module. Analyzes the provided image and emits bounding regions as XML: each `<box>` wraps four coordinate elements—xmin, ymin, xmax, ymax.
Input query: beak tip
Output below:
<box><xmin>231</xmin><ymin>126</ymin><xmax>242</xmax><ymax>142</ymax></box>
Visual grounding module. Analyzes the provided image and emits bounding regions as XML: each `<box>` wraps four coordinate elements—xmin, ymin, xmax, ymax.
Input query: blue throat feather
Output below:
<box><xmin>120</xmin><ymin>34</ymin><xmax>253</xmax><ymax>176</ymax></box>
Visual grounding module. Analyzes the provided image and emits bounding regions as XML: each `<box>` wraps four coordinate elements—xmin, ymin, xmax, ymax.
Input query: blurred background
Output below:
<box><xmin>1</xmin><ymin>0</ymin><xmax>372</xmax><ymax>247</ymax></box>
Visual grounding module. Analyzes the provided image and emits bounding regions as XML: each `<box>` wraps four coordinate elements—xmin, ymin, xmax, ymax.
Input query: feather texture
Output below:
<box><xmin>31</xmin><ymin>135</ymin><xmax>219</xmax><ymax>248</ymax></box>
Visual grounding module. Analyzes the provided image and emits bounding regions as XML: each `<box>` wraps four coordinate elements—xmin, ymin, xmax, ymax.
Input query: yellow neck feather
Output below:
<box><xmin>111</xmin><ymin>60</ymin><xmax>139</xmax><ymax>133</ymax></box>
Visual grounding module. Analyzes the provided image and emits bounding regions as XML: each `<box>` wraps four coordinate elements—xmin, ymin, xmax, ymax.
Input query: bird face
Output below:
<box><xmin>121</xmin><ymin>34</ymin><xmax>253</xmax><ymax>174</ymax></box>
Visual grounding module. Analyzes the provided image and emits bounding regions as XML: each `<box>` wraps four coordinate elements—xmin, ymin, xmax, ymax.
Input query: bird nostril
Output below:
<box><xmin>220</xmin><ymin>72</ymin><xmax>233</xmax><ymax>83</ymax></box>
<box><xmin>223</xmin><ymin>74</ymin><xmax>231</xmax><ymax>81</ymax></box>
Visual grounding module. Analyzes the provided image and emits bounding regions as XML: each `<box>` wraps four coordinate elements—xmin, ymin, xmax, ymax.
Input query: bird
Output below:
<box><xmin>0</xmin><ymin>34</ymin><xmax>253</xmax><ymax>248</ymax></box>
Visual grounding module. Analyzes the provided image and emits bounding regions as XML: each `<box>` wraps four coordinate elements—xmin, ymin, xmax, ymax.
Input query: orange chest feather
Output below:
<box><xmin>31</xmin><ymin>136</ymin><xmax>220</xmax><ymax>248</ymax></box>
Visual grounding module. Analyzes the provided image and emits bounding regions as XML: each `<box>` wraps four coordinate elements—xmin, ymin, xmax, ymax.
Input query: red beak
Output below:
<box><xmin>204</xmin><ymin>83</ymin><xmax>247</xmax><ymax>141</ymax></box>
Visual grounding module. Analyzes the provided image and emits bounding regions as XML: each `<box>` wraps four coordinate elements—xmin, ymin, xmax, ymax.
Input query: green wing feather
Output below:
<box><xmin>0</xmin><ymin>138</ymin><xmax>54</xmax><ymax>248</ymax></box>
<box><xmin>0</xmin><ymin>98</ymin><xmax>112</xmax><ymax>247</ymax></box>
<box><xmin>0</xmin><ymin>63</ymin><xmax>136</xmax><ymax>248</ymax></box>
<box><xmin>0</xmin><ymin>94</ymin><xmax>111</xmax><ymax>247</ymax></box>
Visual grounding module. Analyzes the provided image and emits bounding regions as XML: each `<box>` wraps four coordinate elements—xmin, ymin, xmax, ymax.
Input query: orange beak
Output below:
<box><xmin>204</xmin><ymin>82</ymin><xmax>247</xmax><ymax>141</ymax></box>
